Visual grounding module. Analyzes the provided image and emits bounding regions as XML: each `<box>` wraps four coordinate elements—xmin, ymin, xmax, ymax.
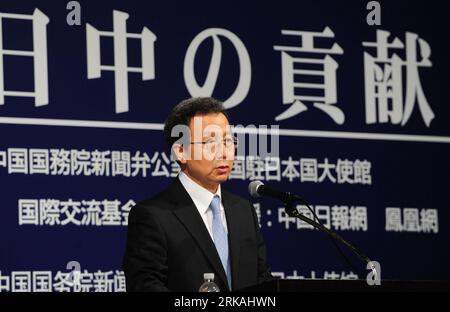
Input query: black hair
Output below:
<box><xmin>163</xmin><ymin>97</ymin><xmax>229</xmax><ymax>150</ymax></box>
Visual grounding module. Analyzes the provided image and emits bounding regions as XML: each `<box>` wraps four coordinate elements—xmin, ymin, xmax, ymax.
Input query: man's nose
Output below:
<box><xmin>215</xmin><ymin>141</ymin><xmax>233</xmax><ymax>160</ymax></box>
<box><xmin>214</xmin><ymin>141</ymin><xmax>225</xmax><ymax>159</ymax></box>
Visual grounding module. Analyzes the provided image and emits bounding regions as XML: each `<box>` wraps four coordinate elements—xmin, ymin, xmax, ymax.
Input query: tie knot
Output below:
<box><xmin>210</xmin><ymin>195</ymin><xmax>221</xmax><ymax>215</ymax></box>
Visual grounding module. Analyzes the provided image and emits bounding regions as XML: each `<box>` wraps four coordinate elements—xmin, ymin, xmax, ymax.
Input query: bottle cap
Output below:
<box><xmin>203</xmin><ymin>273</ymin><xmax>215</xmax><ymax>280</ymax></box>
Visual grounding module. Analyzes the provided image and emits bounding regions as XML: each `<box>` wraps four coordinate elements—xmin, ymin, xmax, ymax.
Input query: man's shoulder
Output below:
<box><xmin>130</xmin><ymin>182</ymin><xmax>178</xmax><ymax>215</ymax></box>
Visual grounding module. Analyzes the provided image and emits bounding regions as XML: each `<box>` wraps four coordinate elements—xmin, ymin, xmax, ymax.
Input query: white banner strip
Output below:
<box><xmin>1</xmin><ymin>116</ymin><xmax>449</xmax><ymax>143</ymax></box>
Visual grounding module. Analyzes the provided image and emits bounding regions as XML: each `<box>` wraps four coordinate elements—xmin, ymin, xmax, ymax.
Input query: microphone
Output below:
<box><xmin>248</xmin><ymin>180</ymin><xmax>301</xmax><ymax>203</ymax></box>
<box><xmin>248</xmin><ymin>180</ymin><xmax>377</xmax><ymax>278</ymax></box>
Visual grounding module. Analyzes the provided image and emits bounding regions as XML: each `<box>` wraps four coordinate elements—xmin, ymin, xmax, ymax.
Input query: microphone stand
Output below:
<box><xmin>282</xmin><ymin>194</ymin><xmax>378</xmax><ymax>280</ymax></box>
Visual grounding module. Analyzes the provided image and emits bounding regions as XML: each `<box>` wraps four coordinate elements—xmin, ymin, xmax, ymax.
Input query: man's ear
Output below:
<box><xmin>172</xmin><ymin>143</ymin><xmax>187</xmax><ymax>165</ymax></box>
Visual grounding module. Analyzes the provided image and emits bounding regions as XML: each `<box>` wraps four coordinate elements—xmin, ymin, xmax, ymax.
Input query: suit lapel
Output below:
<box><xmin>222</xmin><ymin>189</ymin><xmax>242</xmax><ymax>291</ymax></box>
<box><xmin>168</xmin><ymin>179</ymin><xmax>229</xmax><ymax>290</ymax></box>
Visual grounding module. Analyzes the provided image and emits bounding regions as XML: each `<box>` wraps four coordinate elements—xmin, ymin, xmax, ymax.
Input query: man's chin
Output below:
<box><xmin>214</xmin><ymin>174</ymin><xmax>230</xmax><ymax>183</ymax></box>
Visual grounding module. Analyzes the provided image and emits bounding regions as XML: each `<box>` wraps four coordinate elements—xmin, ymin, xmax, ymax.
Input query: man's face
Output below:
<box><xmin>178</xmin><ymin>112</ymin><xmax>235</xmax><ymax>193</ymax></box>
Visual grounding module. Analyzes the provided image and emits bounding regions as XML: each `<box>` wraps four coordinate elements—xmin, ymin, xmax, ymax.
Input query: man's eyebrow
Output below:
<box><xmin>196</xmin><ymin>134</ymin><xmax>217</xmax><ymax>142</ymax></box>
<box><xmin>201</xmin><ymin>135</ymin><xmax>233</xmax><ymax>141</ymax></box>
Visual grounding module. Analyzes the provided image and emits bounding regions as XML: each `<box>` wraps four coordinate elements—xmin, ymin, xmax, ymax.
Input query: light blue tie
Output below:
<box><xmin>210</xmin><ymin>195</ymin><xmax>232</xmax><ymax>290</ymax></box>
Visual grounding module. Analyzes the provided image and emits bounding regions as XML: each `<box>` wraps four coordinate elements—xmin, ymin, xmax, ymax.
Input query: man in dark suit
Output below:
<box><xmin>123</xmin><ymin>97</ymin><xmax>273</xmax><ymax>291</ymax></box>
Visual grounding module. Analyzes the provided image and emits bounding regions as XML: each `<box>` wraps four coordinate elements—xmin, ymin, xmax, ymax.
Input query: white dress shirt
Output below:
<box><xmin>178</xmin><ymin>171</ymin><xmax>228</xmax><ymax>240</ymax></box>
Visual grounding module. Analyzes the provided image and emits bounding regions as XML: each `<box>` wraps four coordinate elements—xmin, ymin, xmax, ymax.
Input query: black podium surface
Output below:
<box><xmin>239</xmin><ymin>279</ymin><xmax>450</xmax><ymax>292</ymax></box>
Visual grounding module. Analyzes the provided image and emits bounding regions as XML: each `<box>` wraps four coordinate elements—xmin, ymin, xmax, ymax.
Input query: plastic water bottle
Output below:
<box><xmin>198</xmin><ymin>273</ymin><xmax>220</xmax><ymax>292</ymax></box>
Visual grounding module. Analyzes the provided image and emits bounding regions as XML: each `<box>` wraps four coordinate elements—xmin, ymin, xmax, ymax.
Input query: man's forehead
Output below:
<box><xmin>189</xmin><ymin>113</ymin><xmax>230</xmax><ymax>128</ymax></box>
<box><xmin>199</xmin><ymin>125</ymin><xmax>232</xmax><ymax>137</ymax></box>
<box><xmin>190</xmin><ymin>112</ymin><xmax>228</xmax><ymax>122</ymax></box>
<box><xmin>188</xmin><ymin>114</ymin><xmax>232</xmax><ymax>138</ymax></box>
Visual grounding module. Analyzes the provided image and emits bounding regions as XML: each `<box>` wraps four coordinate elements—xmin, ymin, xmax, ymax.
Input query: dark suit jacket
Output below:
<box><xmin>123</xmin><ymin>178</ymin><xmax>273</xmax><ymax>291</ymax></box>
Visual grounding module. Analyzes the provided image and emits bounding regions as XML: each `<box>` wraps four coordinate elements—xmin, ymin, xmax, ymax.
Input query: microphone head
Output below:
<box><xmin>248</xmin><ymin>180</ymin><xmax>264</xmax><ymax>198</ymax></box>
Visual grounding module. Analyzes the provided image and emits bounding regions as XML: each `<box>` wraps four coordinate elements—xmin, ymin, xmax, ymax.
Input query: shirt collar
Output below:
<box><xmin>178</xmin><ymin>171</ymin><xmax>222</xmax><ymax>214</ymax></box>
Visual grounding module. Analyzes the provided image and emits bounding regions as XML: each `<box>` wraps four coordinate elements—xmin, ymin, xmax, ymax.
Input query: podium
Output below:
<box><xmin>238</xmin><ymin>279</ymin><xmax>450</xmax><ymax>292</ymax></box>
